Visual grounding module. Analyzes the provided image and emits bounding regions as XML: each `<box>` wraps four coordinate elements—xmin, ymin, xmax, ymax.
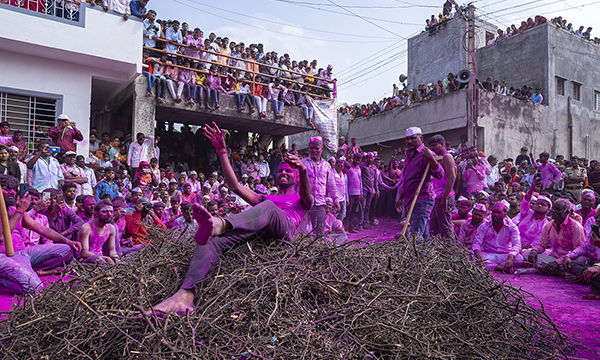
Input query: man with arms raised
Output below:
<box><xmin>472</xmin><ymin>201</ymin><xmax>522</xmax><ymax>272</ymax></box>
<box><xmin>150</xmin><ymin>122</ymin><xmax>313</xmax><ymax>315</ymax></box>
<box><xmin>395</xmin><ymin>127</ymin><xmax>443</xmax><ymax>238</ymax></box>
<box><xmin>79</xmin><ymin>200</ymin><xmax>119</xmax><ymax>264</ymax></box>
<box><xmin>513</xmin><ymin>177</ymin><xmax>551</xmax><ymax>258</ymax></box>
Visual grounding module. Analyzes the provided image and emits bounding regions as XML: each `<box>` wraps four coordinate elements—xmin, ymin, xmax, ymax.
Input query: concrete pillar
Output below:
<box><xmin>133</xmin><ymin>75</ymin><xmax>156</xmax><ymax>159</ymax></box>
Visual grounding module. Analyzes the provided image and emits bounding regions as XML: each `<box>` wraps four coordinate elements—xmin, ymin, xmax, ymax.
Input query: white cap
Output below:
<box><xmin>132</xmin><ymin>187</ymin><xmax>143</xmax><ymax>194</ymax></box>
<box><xmin>190</xmin><ymin>170</ymin><xmax>197</xmax><ymax>175</ymax></box>
<box><xmin>64</xmin><ymin>151</ymin><xmax>77</xmax><ymax>156</ymax></box>
<box><xmin>405</xmin><ymin>127</ymin><xmax>422</xmax><ymax>137</ymax></box>
<box><xmin>203</xmin><ymin>195</ymin><xmax>210</xmax><ymax>199</ymax></box>
<box><xmin>242</xmin><ymin>174</ymin><xmax>248</xmax><ymax>178</ymax></box>
<box><xmin>57</xmin><ymin>114</ymin><xmax>69</xmax><ymax>120</ymax></box>
<box><xmin>169</xmin><ymin>179</ymin><xmax>178</xmax><ymax>184</ymax></box>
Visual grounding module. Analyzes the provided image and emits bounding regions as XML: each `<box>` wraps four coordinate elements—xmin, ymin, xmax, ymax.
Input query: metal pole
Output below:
<box><xmin>467</xmin><ymin>4</ymin><xmax>476</xmax><ymax>147</ymax></box>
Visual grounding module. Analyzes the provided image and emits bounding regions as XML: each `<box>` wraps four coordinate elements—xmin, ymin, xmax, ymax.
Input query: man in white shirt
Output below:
<box><xmin>27</xmin><ymin>141</ymin><xmax>64</xmax><ymax>192</ymax></box>
<box><xmin>128</xmin><ymin>133</ymin><xmax>154</xmax><ymax>174</ymax></box>
<box><xmin>485</xmin><ymin>155</ymin><xmax>500</xmax><ymax>192</ymax></box>
<box><xmin>77</xmin><ymin>155</ymin><xmax>97</xmax><ymax>196</ymax></box>
<box><xmin>8</xmin><ymin>146</ymin><xmax>27</xmax><ymax>184</ymax></box>
<box><xmin>101</xmin><ymin>0</ymin><xmax>131</xmax><ymax>20</ymax></box>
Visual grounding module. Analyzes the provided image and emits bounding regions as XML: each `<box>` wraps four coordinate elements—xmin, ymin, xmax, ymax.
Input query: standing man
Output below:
<box><xmin>27</xmin><ymin>141</ymin><xmax>64</xmax><ymax>192</ymax></box>
<box><xmin>395</xmin><ymin>127</ymin><xmax>443</xmax><ymax>238</ymax></box>
<box><xmin>128</xmin><ymin>132</ymin><xmax>154</xmax><ymax>175</ymax></box>
<box><xmin>563</xmin><ymin>155</ymin><xmax>587</xmax><ymax>204</ymax></box>
<box><xmin>345</xmin><ymin>154</ymin><xmax>363</xmax><ymax>233</ymax></box>
<box><xmin>359</xmin><ymin>152</ymin><xmax>378</xmax><ymax>229</ymax></box>
<box><xmin>48</xmin><ymin>114</ymin><xmax>83</xmax><ymax>155</ymax></box>
<box><xmin>533</xmin><ymin>152</ymin><xmax>562</xmax><ymax>193</ymax></box>
<box><xmin>334</xmin><ymin>158</ymin><xmax>347</xmax><ymax>222</ymax></box>
<box><xmin>428</xmin><ymin>134</ymin><xmax>456</xmax><ymax>237</ymax></box>
<box><xmin>77</xmin><ymin>155</ymin><xmax>96</xmax><ymax>196</ymax></box>
<box><xmin>301</xmin><ymin>136</ymin><xmax>339</xmax><ymax>235</ymax></box>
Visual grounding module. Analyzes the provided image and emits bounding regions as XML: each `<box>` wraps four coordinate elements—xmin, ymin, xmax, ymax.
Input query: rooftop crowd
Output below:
<box><xmin>3</xmin><ymin>115</ymin><xmax>600</xmax><ymax>301</ymax></box>
<box><xmin>488</xmin><ymin>14</ymin><xmax>597</xmax><ymax>45</ymax></box>
<box><xmin>339</xmin><ymin>70</ymin><xmax>544</xmax><ymax>121</ymax></box>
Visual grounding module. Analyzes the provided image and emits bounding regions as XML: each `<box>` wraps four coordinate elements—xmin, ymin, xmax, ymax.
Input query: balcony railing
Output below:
<box><xmin>1</xmin><ymin>0</ymin><xmax>83</xmax><ymax>24</ymax></box>
<box><xmin>143</xmin><ymin>35</ymin><xmax>337</xmax><ymax>100</ymax></box>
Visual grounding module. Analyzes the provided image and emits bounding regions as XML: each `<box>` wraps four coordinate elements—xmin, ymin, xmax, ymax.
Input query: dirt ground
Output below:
<box><xmin>1</xmin><ymin>217</ymin><xmax>599</xmax><ymax>358</ymax></box>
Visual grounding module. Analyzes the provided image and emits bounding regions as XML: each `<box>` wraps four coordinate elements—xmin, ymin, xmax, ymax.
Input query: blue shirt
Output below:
<box><xmin>530</xmin><ymin>93</ymin><xmax>543</xmax><ymax>104</ymax></box>
<box><xmin>143</xmin><ymin>19</ymin><xmax>161</xmax><ymax>48</ymax></box>
<box><xmin>30</xmin><ymin>156</ymin><xmax>64</xmax><ymax>192</ymax></box>
<box><xmin>165</xmin><ymin>27</ymin><xmax>182</xmax><ymax>54</ymax></box>
<box><xmin>130</xmin><ymin>0</ymin><xmax>147</xmax><ymax>18</ymax></box>
<box><xmin>94</xmin><ymin>179</ymin><xmax>120</xmax><ymax>201</ymax></box>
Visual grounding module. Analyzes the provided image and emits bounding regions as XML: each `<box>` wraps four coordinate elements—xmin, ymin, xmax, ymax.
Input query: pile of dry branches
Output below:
<box><xmin>0</xmin><ymin>228</ymin><xmax>570</xmax><ymax>359</ymax></box>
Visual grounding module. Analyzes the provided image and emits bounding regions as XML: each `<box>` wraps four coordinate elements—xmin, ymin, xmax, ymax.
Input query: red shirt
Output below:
<box><xmin>124</xmin><ymin>212</ymin><xmax>166</xmax><ymax>245</ymax></box>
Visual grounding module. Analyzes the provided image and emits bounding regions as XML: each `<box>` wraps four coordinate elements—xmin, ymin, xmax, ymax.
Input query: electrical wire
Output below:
<box><xmin>176</xmin><ymin>0</ymin><xmax>398</xmax><ymax>39</ymax></box>
<box><xmin>170</xmin><ymin>0</ymin><xmax>400</xmax><ymax>43</ymax></box>
<box><xmin>271</xmin><ymin>0</ymin><xmax>439</xmax><ymax>9</ymax></box>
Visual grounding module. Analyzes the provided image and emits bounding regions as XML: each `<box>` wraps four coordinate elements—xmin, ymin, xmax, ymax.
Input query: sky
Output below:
<box><xmin>150</xmin><ymin>0</ymin><xmax>600</xmax><ymax>105</ymax></box>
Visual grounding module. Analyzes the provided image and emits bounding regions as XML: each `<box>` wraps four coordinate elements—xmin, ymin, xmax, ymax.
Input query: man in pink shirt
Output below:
<box><xmin>513</xmin><ymin>177</ymin><xmax>551</xmax><ymax>258</ymax></box>
<box><xmin>529</xmin><ymin>198</ymin><xmax>586</xmax><ymax>276</ymax></box>
<box><xmin>473</xmin><ymin>201</ymin><xmax>523</xmax><ymax>272</ymax></box>
<box><xmin>301</xmin><ymin>136</ymin><xmax>339</xmax><ymax>235</ymax></box>
<box><xmin>533</xmin><ymin>152</ymin><xmax>562</xmax><ymax>192</ymax></box>
<box><xmin>148</xmin><ymin>122</ymin><xmax>313</xmax><ymax>316</ymax></box>
<box><xmin>333</xmin><ymin>158</ymin><xmax>347</xmax><ymax>221</ymax></box>
<box><xmin>428</xmin><ymin>135</ymin><xmax>456</xmax><ymax>237</ymax></box>
<box><xmin>458</xmin><ymin>203</ymin><xmax>487</xmax><ymax>249</ymax></box>
<box><xmin>574</xmin><ymin>191</ymin><xmax>597</xmax><ymax>225</ymax></box>
<box><xmin>464</xmin><ymin>156</ymin><xmax>487</xmax><ymax>195</ymax></box>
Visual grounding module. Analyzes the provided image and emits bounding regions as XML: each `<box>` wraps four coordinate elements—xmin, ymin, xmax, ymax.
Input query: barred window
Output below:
<box><xmin>0</xmin><ymin>92</ymin><xmax>57</xmax><ymax>153</ymax></box>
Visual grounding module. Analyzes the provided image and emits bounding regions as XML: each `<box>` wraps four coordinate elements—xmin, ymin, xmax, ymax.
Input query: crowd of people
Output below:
<box><xmin>3</xmin><ymin>113</ymin><xmax>600</xmax><ymax>303</ymax></box>
<box><xmin>488</xmin><ymin>14</ymin><xmax>597</xmax><ymax>46</ymax></box>
<box><xmin>339</xmin><ymin>69</ymin><xmax>544</xmax><ymax>121</ymax></box>
<box><xmin>423</xmin><ymin>0</ymin><xmax>461</xmax><ymax>35</ymax></box>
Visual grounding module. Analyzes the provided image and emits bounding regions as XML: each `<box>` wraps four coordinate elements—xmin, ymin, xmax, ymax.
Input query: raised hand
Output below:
<box><xmin>283</xmin><ymin>154</ymin><xmax>305</xmax><ymax>171</ymax></box>
<box><xmin>202</xmin><ymin>122</ymin><xmax>227</xmax><ymax>151</ymax></box>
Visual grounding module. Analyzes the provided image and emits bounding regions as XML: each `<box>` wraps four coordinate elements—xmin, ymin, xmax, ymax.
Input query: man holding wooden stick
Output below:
<box><xmin>0</xmin><ymin>175</ymin><xmax>81</xmax><ymax>294</ymax></box>
<box><xmin>395</xmin><ymin>127</ymin><xmax>443</xmax><ymax>239</ymax></box>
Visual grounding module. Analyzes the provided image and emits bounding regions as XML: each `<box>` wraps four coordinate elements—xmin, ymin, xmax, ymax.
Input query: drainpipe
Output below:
<box><xmin>567</xmin><ymin>96</ymin><xmax>573</xmax><ymax>159</ymax></box>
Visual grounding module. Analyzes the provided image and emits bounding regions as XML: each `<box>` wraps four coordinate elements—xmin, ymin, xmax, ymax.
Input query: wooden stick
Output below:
<box><xmin>0</xmin><ymin>183</ymin><xmax>14</xmax><ymax>257</ymax></box>
<box><xmin>400</xmin><ymin>162</ymin><xmax>431</xmax><ymax>238</ymax></box>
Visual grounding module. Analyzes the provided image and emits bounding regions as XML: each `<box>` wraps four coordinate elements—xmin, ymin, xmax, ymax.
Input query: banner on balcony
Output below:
<box><xmin>307</xmin><ymin>97</ymin><xmax>337</xmax><ymax>153</ymax></box>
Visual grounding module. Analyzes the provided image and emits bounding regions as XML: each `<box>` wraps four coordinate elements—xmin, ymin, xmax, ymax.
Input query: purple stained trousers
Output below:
<box><xmin>0</xmin><ymin>244</ymin><xmax>73</xmax><ymax>294</ymax></box>
<box><xmin>181</xmin><ymin>200</ymin><xmax>297</xmax><ymax>293</ymax></box>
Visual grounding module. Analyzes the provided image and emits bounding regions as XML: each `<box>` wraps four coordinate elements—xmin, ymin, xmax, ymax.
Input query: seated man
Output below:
<box><xmin>171</xmin><ymin>203</ymin><xmax>198</xmax><ymax>239</ymax></box>
<box><xmin>323</xmin><ymin>197</ymin><xmax>348</xmax><ymax>245</ymax></box>
<box><xmin>13</xmin><ymin>189</ymin><xmax>50</xmax><ymax>248</ymax></box>
<box><xmin>124</xmin><ymin>197</ymin><xmax>166</xmax><ymax>246</ymax></box>
<box><xmin>472</xmin><ymin>201</ymin><xmax>523</xmax><ymax>272</ymax></box>
<box><xmin>513</xmin><ymin>178</ymin><xmax>551</xmax><ymax>258</ymax></box>
<box><xmin>78</xmin><ymin>200</ymin><xmax>119</xmax><ymax>264</ymax></box>
<box><xmin>529</xmin><ymin>198</ymin><xmax>586</xmax><ymax>276</ymax></box>
<box><xmin>452</xmin><ymin>196</ymin><xmax>472</xmax><ymax>235</ymax></box>
<box><xmin>575</xmin><ymin>191</ymin><xmax>597</xmax><ymax>226</ymax></box>
<box><xmin>0</xmin><ymin>175</ymin><xmax>81</xmax><ymax>294</ymax></box>
<box><xmin>568</xmin><ymin>211</ymin><xmax>600</xmax><ymax>293</ymax></box>
<box><xmin>42</xmin><ymin>188</ymin><xmax>85</xmax><ymax>241</ymax></box>
<box><xmin>80</xmin><ymin>195</ymin><xmax>96</xmax><ymax>222</ymax></box>
<box><xmin>149</xmin><ymin>122</ymin><xmax>313</xmax><ymax>315</ymax></box>
<box><xmin>458</xmin><ymin>203</ymin><xmax>487</xmax><ymax>249</ymax></box>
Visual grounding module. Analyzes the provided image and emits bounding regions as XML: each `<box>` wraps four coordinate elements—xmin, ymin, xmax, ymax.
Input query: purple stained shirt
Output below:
<box><xmin>536</xmin><ymin>162</ymin><xmax>562</xmax><ymax>189</ymax></box>
<box><xmin>264</xmin><ymin>194</ymin><xmax>306</xmax><ymax>228</ymax></box>
<box><xmin>472</xmin><ymin>217</ymin><xmax>522</xmax><ymax>256</ymax></box>
<box><xmin>514</xmin><ymin>199</ymin><xmax>549</xmax><ymax>247</ymax></box>
<box><xmin>301</xmin><ymin>157</ymin><xmax>339</xmax><ymax>206</ymax></box>
<box><xmin>359</xmin><ymin>162</ymin><xmax>376</xmax><ymax>194</ymax></box>
<box><xmin>0</xmin><ymin>134</ymin><xmax>13</xmax><ymax>146</ymax></box>
<box><xmin>396</xmin><ymin>144</ymin><xmax>444</xmax><ymax>207</ymax></box>
<box><xmin>346</xmin><ymin>164</ymin><xmax>362</xmax><ymax>196</ymax></box>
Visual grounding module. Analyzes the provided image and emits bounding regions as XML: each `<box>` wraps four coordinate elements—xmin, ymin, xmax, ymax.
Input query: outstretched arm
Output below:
<box><xmin>203</xmin><ymin>122</ymin><xmax>263</xmax><ymax>206</ymax></box>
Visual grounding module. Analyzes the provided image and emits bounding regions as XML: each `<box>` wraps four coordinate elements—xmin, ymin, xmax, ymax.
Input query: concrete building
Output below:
<box><xmin>0</xmin><ymin>3</ymin><xmax>142</xmax><ymax>156</ymax></box>
<box><xmin>293</xmin><ymin>12</ymin><xmax>599</xmax><ymax>162</ymax></box>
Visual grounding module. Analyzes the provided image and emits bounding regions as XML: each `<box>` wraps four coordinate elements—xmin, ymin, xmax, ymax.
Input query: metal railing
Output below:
<box><xmin>143</xmin><ymin>35</ymin><xmax>336</xmax><ymax>100</ymax></box>
<box><xmin>1</xmin><ymin>0</ymin><xmax>81</xmax><ymax>21</ymax></box>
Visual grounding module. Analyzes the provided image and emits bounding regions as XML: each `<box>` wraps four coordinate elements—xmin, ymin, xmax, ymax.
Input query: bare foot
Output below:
<box><xmin>36</xmin><ymin>267</ymin><xmax>62</xmax><ymax>277</ymax></box>
<box><xmin>192</xmin><ymin>203</ymin><xmax>218</xmax><ymax>245</ymax></box>
<box><xmin>147</xmin><ymin>289</ymin><xmax>195</xmax><ymax>317</ymax></box>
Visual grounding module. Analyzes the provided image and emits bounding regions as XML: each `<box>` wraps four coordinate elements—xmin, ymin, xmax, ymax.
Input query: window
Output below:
<box><xmin>573</xmin><ymin>82</ymin><xmax>581</xmax><ymax>101</ymax></box>
<box><xmin>556</xmin><ymin>77</ymin><xmax>565</xmax><ymax>95</ymax></box>
<box><xmin>0</xmin><ymin>92</ymin><xmax>57</xmax><ymax>153</ymax></box>
<box><xmin>485</xmin><ymin>32</ymin><xmax>494</xmax><ymax>45</ymax></box>
<box><xmin>595</xmin><ymin>91</ymin><xmax>600</xmax><ymax>111</ymax></box>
